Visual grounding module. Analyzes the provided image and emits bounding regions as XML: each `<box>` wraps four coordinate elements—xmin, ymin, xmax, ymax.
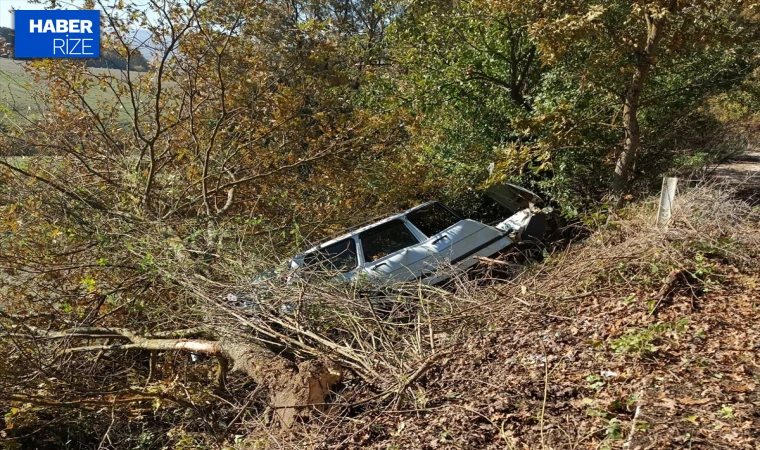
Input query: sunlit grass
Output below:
<box><xmin>0</xmin><ymin>58</ymin><xmax>141</xmax><ymax>124</ymax></box>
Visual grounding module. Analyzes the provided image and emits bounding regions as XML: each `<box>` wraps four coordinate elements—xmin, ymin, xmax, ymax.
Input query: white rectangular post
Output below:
<box><xmin>656</xmin><ymin>177</ymin><xmax>678</xmax><ymax>227</ymax></box>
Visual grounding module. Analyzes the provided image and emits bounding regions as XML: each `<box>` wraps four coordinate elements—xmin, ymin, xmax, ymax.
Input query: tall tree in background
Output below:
<box><xmin>529</xmin><ymin>0</ymin><xmax>758</xmax><ymax>202</ymax></box>
<box><xmin>386</xmin><ymin>0</ymin><xmax>545</xmax><ymax>207</ymax></box>
<box><xmin>387</xmin><ymin>0</ymin><xmax>758</xmax><ymax>211</ymax></box>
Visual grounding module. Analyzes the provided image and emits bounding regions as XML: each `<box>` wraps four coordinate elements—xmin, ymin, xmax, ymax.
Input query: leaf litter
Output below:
<box><xmin>257</xmin><ymin>186</ymin><xmax>760</xmax><ymax>450</ymax></box>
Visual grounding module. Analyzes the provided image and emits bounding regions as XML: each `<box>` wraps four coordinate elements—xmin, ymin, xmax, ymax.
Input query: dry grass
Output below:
<box><xmin>229</xmin><ymin>183</ymin><xmax>760</xmax><ymax>449</ymax></box>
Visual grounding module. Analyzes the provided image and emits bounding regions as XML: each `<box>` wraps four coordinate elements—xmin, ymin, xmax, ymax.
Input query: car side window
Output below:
<box><xmin>360</xmin><ymin>219</ymin><xmax>420</xmax><ymax>262</ymax></box>
<box><xmin>406</xmin><ymin>202</ymin><xmax>461</xmax><ymax>237</ymax></box>
<box><xmin>302</xmin><ymin>238</ymin><xmax>357</xmax><ymax>272</ymax></box>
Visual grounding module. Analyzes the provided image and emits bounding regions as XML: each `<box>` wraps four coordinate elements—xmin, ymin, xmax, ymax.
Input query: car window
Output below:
<box><xmin>360</xmin><ymin>219</ymin><xmax>420</xmax><ymax>262</ymax></box>
<box><xmin>406</xmin><ymin>202</ymin><xmax>461</xmax><ymax>237</ymax></box>
<box><xmin>302</xmin><ymin>238</ymin><xmax>357</xmax><ymax>272</ymax></box>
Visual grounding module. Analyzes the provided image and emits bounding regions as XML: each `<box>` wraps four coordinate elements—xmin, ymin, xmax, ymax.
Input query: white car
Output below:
<box><xmin>290</xmin><ymin>184</ymin><xmax>548</xmax><ymax>287</ymax></box>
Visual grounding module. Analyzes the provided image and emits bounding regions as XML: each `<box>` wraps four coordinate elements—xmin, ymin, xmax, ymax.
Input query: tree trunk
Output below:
<box><xmin>613</xmin><ymin>70</ymin><xmax>645</xmax><ymax>199</ymax></box>
<box><xmin>612</xmin><ymin>10</ymin><xmax>667</xmax><ymax>202</ymax></box>
<box><xmin>60</xmin><ymin>330</ymin><xmax>343</xmax><ymax>429</ymax></box>
<box><xmin>218</xmin><ymin>340</ymin><xmax>342</xmax><ymax>428</ymax></box>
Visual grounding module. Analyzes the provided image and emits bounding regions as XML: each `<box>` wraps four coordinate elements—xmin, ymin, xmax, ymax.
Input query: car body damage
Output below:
<box><xmin>289</xmin><ymin>184</ymin><xmax>549</xmax><ymax>286</ymax></box>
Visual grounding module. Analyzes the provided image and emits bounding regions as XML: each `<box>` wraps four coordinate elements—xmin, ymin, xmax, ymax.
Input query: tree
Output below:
<box><xmin>386</xmin><ymin>0</ymin><xmax>758</xmax><ymax>212</ymax></box>
<box><xmin>85</xmin><ymin>47</ymin><xmax>150</xmax><ymax>71</ymax></box>
<box><xmin>0</xmin><ymin>0</ymin><xmax>413</xmax><ymax>444</ymax></box>
<box><xmin>528</xmin><ymin>0</ymin><xmax>758</xmax><ymax>202</ymax></box>
<box><xmin>0</xmin><ymin>317</ymin><xmax>342</xmax><ymax>428</ymax></box>
<box><xmin>383</xmin><ymin>0</ymin><xmax>546</xmax><ymax>208</ymax></box>
<box><xmin>0</xmin><ymin>27</ymin><xmax>12</xmax><ymax>57</ymax></box>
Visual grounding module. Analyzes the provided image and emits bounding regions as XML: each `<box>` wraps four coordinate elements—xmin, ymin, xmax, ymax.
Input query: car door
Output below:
<box><xmin>358</xmin><ymin>219</ymin><xmax>432</xmax><ymax>283</ymax></box>
<box><xmin>405</xmin><ymin>202</ymin><xmax>511</xmax><ymax>275</ymax></box>
<box><xmin>403</xmin><ymin>203</ymin><xmax>458</xmax><ymax>273</ymax></box>
<box><xmin>300</xmin><ymin>237</ymin><xmax>360</xmax><ymax>283</ymax></box>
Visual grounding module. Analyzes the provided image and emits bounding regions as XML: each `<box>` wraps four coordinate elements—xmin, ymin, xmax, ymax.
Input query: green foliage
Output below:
<box><xmin>605</xmin><ymin>418</ymin><xmax>623</xmax><ymax>441</ymax></box>
<box><xmin>385</xmin><ymin>0</ymin><xmax>759</xmax><ymax>213</ymax></box>
<box><xmin>586</xmin><ymin>374</ymin><xmax>605</xmax><ymax>391</ymax></box>
<box><xmin>718</xmin><ymin>405</ymin><xmax>735</xmax><ymax>419</ymax></box>
<box><xmin>611</xmin><ymin>319</ymin><xmax>689</xmax><ymax>357</ymax></box>
<box><xmin>585</xmin><ymin>407</ymin><xmax>624</xmax><ymax>448</ymax></box>
<box><xmin>386</xmin><ymin>0</ymin><xmax>544</xmax><ymax>203</ymax></box>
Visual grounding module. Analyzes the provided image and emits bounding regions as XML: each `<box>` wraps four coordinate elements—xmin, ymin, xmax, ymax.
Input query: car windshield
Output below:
<box><xmin>360</xmin><ymin>219</ymin><xmax>420</xmax><ymax>262</ymax></box>
<box><xmin>302</xmin><ymin>238</ymin><xmax>358</xmax><ymax>273</ymax></box>
<box><xmin>406</xmin><ymin>202</ymin><xmax>461</xmax><ymax>237</ymax></box>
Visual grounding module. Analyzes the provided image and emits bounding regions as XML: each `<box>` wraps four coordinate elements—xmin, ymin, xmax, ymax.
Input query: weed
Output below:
<box><xmin>694</xmin><ymin>252</ymin><xmax>716</xmax><ymax>285</ymax></box>
<box><xmin>585</xmin><ymin>409</ymin><xmax>624</xmax><ymax>450</ymax></box>
<box><xmin>626</xmin><ymin>393</ymin><xmax>640</xmax><ymax>409</ymax></box>
<box><xmin>412</xmin><ymin>387</ymin><xmax>429</xmax><ymax>408</ymax></box>
<box><xmin>586</xmin><ymin>374</ymin><xmax>605</xmax><ymax>391</ymax></box>
<box><xmin>611</xmin><ymin>320</ymin><xmax>688</xmax><ymax>357</ymax></box>
<box><xmin>622</xmin><ymin>293</ymin><xmax>636</xmax><ymax>305</ymax></box>
<box><xmin>605</xmin><ymin>418</ymin><xmax>623</xmax><ymax>440</ymax></box>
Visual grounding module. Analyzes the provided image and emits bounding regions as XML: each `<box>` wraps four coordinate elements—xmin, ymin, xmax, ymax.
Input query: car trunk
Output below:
<box><xmin>485</xmin><ymin>183</ymin><xmax>542</xmax><ymax>214</ymax></box>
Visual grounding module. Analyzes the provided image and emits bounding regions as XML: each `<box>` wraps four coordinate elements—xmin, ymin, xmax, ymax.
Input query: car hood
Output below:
<box><xmin>485</xmin><ymin>183</ymin><xmax>542</xmax><ymax>214</ymax></box>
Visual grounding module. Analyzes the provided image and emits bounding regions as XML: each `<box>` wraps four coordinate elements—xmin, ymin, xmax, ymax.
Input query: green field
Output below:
<box><xmin>0</xmin><ymin>58</ymin><xmax>142</xmax><ymax>122</ymax></box>
<box><xmin>0</xmin><ymin>58</ymin><xmax>36</xmax><ymax>113</ymax></box>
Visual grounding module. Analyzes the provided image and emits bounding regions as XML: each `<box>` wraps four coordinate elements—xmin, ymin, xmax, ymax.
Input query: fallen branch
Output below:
<box><xmin>623</xmin><ymin>391</ymin><xmax>645</xmax><ymax>449</ymax></box>
<box><xmin>654</xmin><ymin>269</ymin><xmax>685</xmax><ymax>299</ymax></box>
<box><xmin>398</xmin><ymin>350</ymin><xmax>449</xmax><ymax>393</ymax></box>
<box><xmin>475</xmin><ymin>256</ymin><xmax>517</xmax><ymax>266</ymax></box>
<box><xmin>13</xmin><ymin>325</ymin><xmax>342</xmax><ymax>429</ymax></box>
<box><xmin>346</xmin><ymin>350</ymin><xmax>452</xmax><ymax>408</ymax></box>
<box><xmin>649</xmin><ymin>268</ymin><xmax>685</xmax><ymax>316</ymax></box>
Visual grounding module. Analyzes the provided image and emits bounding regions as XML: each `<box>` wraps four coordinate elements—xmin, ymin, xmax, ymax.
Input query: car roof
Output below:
<box><xmin>297</xmin><ymin>201</ymin><xmax>444</xmax><ymax>257</ymax></box>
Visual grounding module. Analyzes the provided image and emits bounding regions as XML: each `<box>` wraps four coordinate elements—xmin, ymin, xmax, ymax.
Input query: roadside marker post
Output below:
<box><xmin>656</xmin><ymin>177</ymin><xmax>678</xmax><ymax>228</ymax></box>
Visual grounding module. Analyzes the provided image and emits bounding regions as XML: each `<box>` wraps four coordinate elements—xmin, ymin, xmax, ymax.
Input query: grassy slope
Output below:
<box><xmin>0</xmin><ymin>58</ymin><xmax>35</xmax><ymax>112</ymax></box>
<box><xmin>267</xmin><ymin>186</ymin><xmax>760</xmax><ymax>450</ymax></box>
<box><xmin>0</xmin><ymin>58</ymin><xmax>139</xmax><ymax>121</ymax></box>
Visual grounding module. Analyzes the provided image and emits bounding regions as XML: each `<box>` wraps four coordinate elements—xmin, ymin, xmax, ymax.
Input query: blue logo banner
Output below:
<box><xmin>14</xmin><ymin>10</ymin><xmax>100</xmax><ymax>59</ymax></box>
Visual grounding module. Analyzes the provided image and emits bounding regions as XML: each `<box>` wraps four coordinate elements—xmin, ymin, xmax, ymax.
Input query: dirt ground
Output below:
<box><xmin>709</xmin><ymin>148</ymin><xmax>760</xmax><ymax>203</ymax></box>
